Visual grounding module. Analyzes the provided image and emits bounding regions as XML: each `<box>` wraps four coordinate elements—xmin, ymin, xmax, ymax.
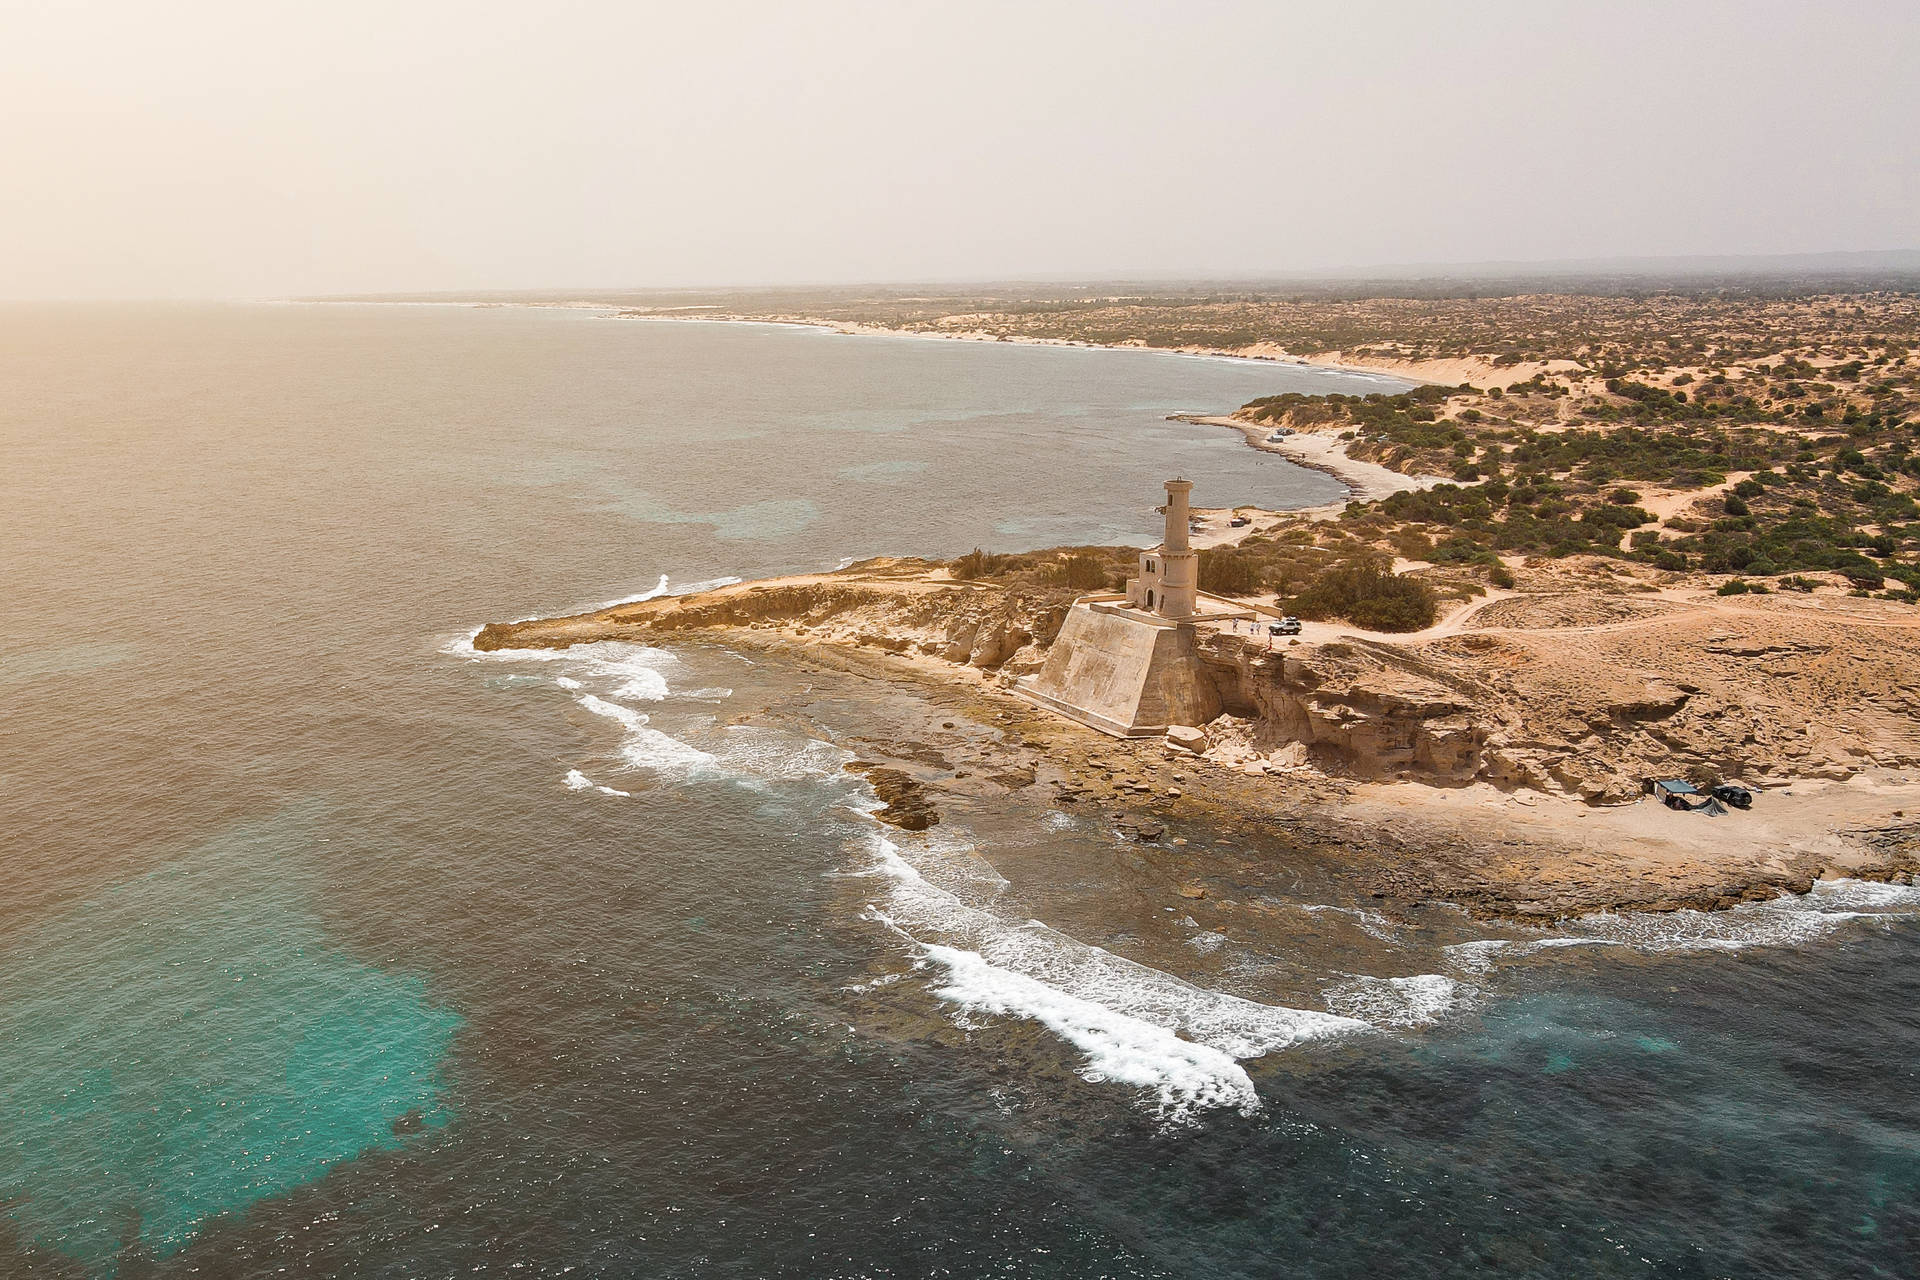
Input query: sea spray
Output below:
<box><xmin>857</xmin><ymin>830</ymin><xmax>1364</xmax><ymax>1122</ymax></box>
<box><xmin>1445</xmin><ymin>877</ymin><xmax>1920</xmax><ymax>971</ymax></box>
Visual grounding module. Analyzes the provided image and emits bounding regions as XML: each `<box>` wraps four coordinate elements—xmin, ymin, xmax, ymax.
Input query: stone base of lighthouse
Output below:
<box><xmin>1013</xmin><ymin>476</ymin><xmax>1262</xmax><ymax>739</ymax></box>
<box><xmin>1013</xmin><ymin>600</ymin><xmax>1222</xmax><ymax>736</ymax></box>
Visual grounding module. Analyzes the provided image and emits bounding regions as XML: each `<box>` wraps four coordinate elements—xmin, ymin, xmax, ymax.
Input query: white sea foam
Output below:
<box><xmin>577</xmin><ymin>694</ymin><xmax>716</xmax><ymax>771</ymax></box>
<box><xmin>1298</xmin><ymin>902</ymin><xmax>1404</xmax><ymax>943</ymax></box>
<box><xmin>442</xmin><ymin>570</ymin><xmax>743</xmax><ymax>661</ymax></box>
<box><xmin>1798</xmin><ymin>877</ymin><xmax>1920</xmax><ymax>911</ymax></box>
<box><xmin>610</xmin><ymin>668</ymin><xmax>669</xmax><ymax>701</ymax></box>
<box><xmin>1444</xmin><ymin>937</ymin><xmax>1614</xmax><ymax>973</ymax></box>
<box><xmin>562</xmin><ymin>768</ymin><xmax>631</xmax><ymax>798</ymax></box>
<box><xmin>1445</xmin><ymin>878</ymin><xmax>1920</xmax><ymax>970</ymax></box>
<box><xmin>456</xmin><ymin>635</ymin><xmax>686</xmax><ymax>699</ymax></box>
<box><xmin>858</xmin><ymin>830</ymin><xmax>1363</xmax><ymax>1122</ymax></box>
<box><xmin>713</xmin><ymin>728</ymin><xmax>854</xmax><ymax>783</ymax></box>
<box><xmin>590</xmin><ymin>573</ymin><xmax>671</xmax><ymax>609</ymax></box>
<box><xmin>583</xmin><ymin>573</ymin><xmax>744</xmax><ymax>612</ymax></box>
<box><xmin>919</xmin><ymin>942</ymin><xmax>1264</xmax><ymax>1117</ymax></box>
<box><xmin>1323</xmin><ymin>974</ymin><xmax>1466</xmax><ymax>1029</ymax></box>
<box><xmin>569</xmin><ymin>642</ymin><xmax>682</xmax><ymax>697</ymax></box>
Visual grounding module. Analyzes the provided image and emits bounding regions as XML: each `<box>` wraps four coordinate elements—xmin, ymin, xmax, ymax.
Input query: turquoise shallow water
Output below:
<box><xmin>0</xmin><ymin>806</ymin><xmax>458</xmax><ymax>1270</ymax></box>
<box><xmin>2</xmin><ymin>303</ymin><xmax>1917</xmax><ymax>1277</ymax></box>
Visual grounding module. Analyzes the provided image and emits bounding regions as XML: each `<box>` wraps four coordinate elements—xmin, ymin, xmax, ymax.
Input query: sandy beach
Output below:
<box><xmin>1176</xmin><ymin>414</ymin><xmax>1451</xmax><ymax>508</ymax></box>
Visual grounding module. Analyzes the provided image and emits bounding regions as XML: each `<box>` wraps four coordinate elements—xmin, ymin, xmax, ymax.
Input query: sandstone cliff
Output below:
<box><xmin>474</xmin><ymin>561</ymin><xmax>1920</xmax><ymax>806</ymax></box>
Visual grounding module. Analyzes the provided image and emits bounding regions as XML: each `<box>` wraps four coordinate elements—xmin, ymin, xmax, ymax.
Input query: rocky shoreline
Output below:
<box><xmin>474</xmin><ymin>568</ymin><xmax>1920</xmax><ymax>923</ymax></box>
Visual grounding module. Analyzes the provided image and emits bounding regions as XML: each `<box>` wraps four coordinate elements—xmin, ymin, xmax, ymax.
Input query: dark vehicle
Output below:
<box><xmin>1269</xmin><ymin>617</ymin><xmax>1302</xmax><ymax>637</ymax></box>
<box><xmin>1228</xmin><ymin>515</ymin><xmax>1252</xmax><ymax>528</ymax></box>
<box><xmin>1711</xmin><ymin>784</ymin><xmax>1754</xmax><ymax>810</ymax></box>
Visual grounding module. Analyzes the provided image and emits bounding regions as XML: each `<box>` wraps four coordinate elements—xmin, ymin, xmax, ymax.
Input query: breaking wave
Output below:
<box><xmin>577</xmin><ymin>694</ymin><xmax>717</xmax><ymax>772</ymax></box>
<box><xmin>582</xmin><ymin>573</ymin><xmax>744</xmax><ymax>611</ymax></box>
<box><xmin>1446</xmin><ymin>878</ymin><xmax>1920</xmax><ymax>971</ymax></box>
<box><xmin>563</xmin><ymin>769</ymin><xmax>632</xmax><ymax>798</ymax></box>
<box><xmin>919</xmin><ymin>942</ymin><xmax>1264</xmax><ymax>1117</ymax></box>
<box><xmin>856</xmin><ymin>830</ymin><xmax>1364</xmax><ymax>1123</ymax></box>
<box><xmin>1323</xmin><ymin>973</ymin><xmax>1466</xmax><ymax>1028</ymax></box>
<box><xmin>712</xmin><ymin>728</ymin><xmax>853</xmax><ymax>783</ymax></box>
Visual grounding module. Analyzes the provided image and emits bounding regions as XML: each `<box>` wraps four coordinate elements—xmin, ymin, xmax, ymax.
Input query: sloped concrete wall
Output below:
<box><xmin>1019</xmin><ymin>604</ymin><xmax>1221</xmax><ymax>735</ymax></box>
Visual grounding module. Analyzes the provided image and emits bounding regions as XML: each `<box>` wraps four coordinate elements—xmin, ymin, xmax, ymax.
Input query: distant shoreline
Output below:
<box><xmin>305</xmin><ymin>296</ymin><xmax>1589</xmax><ymax>391</ymax></box>
<box><xmin>605</xmin><ymin>308</ymin><xmax>1429</xmax><ymax>385</ymax></box>
<box><xmin>292</xmin><ymin>295</ymin><xmax>1429</xmax><ymax>386</ymax></box>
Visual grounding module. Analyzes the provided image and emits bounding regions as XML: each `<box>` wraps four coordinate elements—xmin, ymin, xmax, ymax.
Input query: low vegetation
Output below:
<box><xmin>1203</xmin><ymin>535</ymin><xmax>1451</xmax><ymax>631</ymax></box>
<box><xmin>1238</xmin><ymin>308</ymin><xmax>1920</xmax><ymax>601</ymax></box>
<box><xmin>892</xmin><ymin>285</ymin><xmax>1920</xmax><ymax>609</ymax></box>
<box><xmin>1281</xmin><ymin>560</ymin><xmax>1438</xmax><ymax>632</ymax></box>
<box><xmin>948</xmin><ymin>545</ymin><xmax>1135</xmax><ymax>592</ymax></box>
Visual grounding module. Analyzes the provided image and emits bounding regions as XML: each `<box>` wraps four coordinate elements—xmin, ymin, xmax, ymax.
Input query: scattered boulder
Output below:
<box><xmin>1165</xmin><ymin>725</ymin><xmax>1209</xmax><ymax>754</ymax></box>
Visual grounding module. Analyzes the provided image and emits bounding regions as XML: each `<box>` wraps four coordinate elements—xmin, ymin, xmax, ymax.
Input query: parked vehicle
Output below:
<box><xmin>1710</xmin><ymin>784</ymin><xmax>1754</xmax><ymax>809</ymax></box>
<box><xmin>1228</xmin><ymin>515</ymin><xmax>1252</xmax><ymax>528</ymax></box>
<box><xmin>1269</xmin><ymin>617</ymin><xmax>1302</xmax><ymax>637</ymax></box>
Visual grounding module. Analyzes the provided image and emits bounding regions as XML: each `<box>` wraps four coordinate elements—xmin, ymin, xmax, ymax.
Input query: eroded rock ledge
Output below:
<box><xmin>476</xmin><ymin>559</ymin><xmax>1920</xmax><ymax>804</ymax></box>
<box><xmin>474</xmin><ymin>558</ymin><xmax>1920</xmax><ymax>916</ymax></box>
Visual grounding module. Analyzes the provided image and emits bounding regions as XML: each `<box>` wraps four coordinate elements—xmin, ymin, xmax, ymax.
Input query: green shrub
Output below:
<box><xmin>1198</xmin><ymin>547</ymin><xmax>1260</xmax><ymax>595</ymax></box>
<box><xmin>1283</xmin><ymin>561</ymin><xmax>1438</xmax><ymax>632</ymax></box>
<box><xmin>1717</xmin><ymin>579</ymin><xmax>1752</xmax><ymax>595</ymax></box>
<box><xmin>1055</xmin><ymin>552</ymin><xmax>1112</xmax><ymax>590</ymax></box>
<box><xmin>951</xmin><ymin>548</ymin><xmax>1012</xmax><ymax>580</ymax></box>
<box><xmin>1582</xmin><ymin>504</ymin><xmax>1653</xmax><ymax>530</ymax></box>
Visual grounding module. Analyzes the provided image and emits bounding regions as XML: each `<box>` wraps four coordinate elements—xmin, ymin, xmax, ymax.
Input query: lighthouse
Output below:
<box><xmin>1127</xmin><ymin>478</ymin><xmax>1199</xmax><ymax>618</ymax></box>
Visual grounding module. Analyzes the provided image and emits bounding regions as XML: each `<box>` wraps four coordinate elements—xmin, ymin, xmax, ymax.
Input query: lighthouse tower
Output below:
<box><xmin>1127</xmin><ymin>479</ymin><xmax>1199</xmax><ymax>618</ymax></box>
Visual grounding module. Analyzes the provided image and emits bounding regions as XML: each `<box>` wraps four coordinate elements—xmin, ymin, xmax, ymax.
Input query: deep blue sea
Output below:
<box><xmin>1</xmin><ymin>303</ymin><xmax>1915</xmax><ymax>1278</ymax></box>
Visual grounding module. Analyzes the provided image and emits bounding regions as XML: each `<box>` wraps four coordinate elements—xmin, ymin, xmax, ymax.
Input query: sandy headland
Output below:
<box><xmin>461</xmin><ymin>288</ymin><xmax>1920</xmax><ymax>924</ymax></box>
<box><xmin>474</xmin><ymin>550</ymin><xmax>1920</xmax><ymax>923</ymax></box>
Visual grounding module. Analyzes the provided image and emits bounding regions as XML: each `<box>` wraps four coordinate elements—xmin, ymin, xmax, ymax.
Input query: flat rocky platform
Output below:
<box><xmin>476</xmin><ymin>560</ymin><xmax>1920</xmax><ymax>921</ymax></box>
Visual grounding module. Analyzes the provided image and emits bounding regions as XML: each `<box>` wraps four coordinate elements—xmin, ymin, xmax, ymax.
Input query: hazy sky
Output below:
<box><xmin>3</xmin><ymin>0</ymin><xmax>1915</xmax><ymax>298</ymax></box>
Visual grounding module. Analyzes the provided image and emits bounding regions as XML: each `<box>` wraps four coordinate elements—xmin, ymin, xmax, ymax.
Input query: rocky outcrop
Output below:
<box><xmin>474</xmin><ymin>559</ymin><xmax>1920</xmax><ymax>807</ymax></box>
<box><xmin>474</xmin><ymin>561</ymin><xmax>1070</xmax><ymax>676</ymax></box>
<box><xmin>845</xmin><ymin>762</ymin><xmax>939</xmax><ymax>831</ymax></box>
<box><xmin>1198</xmin><ymin>634</ymin><xmax>1495</xmax><ymax>785</ymax></box>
